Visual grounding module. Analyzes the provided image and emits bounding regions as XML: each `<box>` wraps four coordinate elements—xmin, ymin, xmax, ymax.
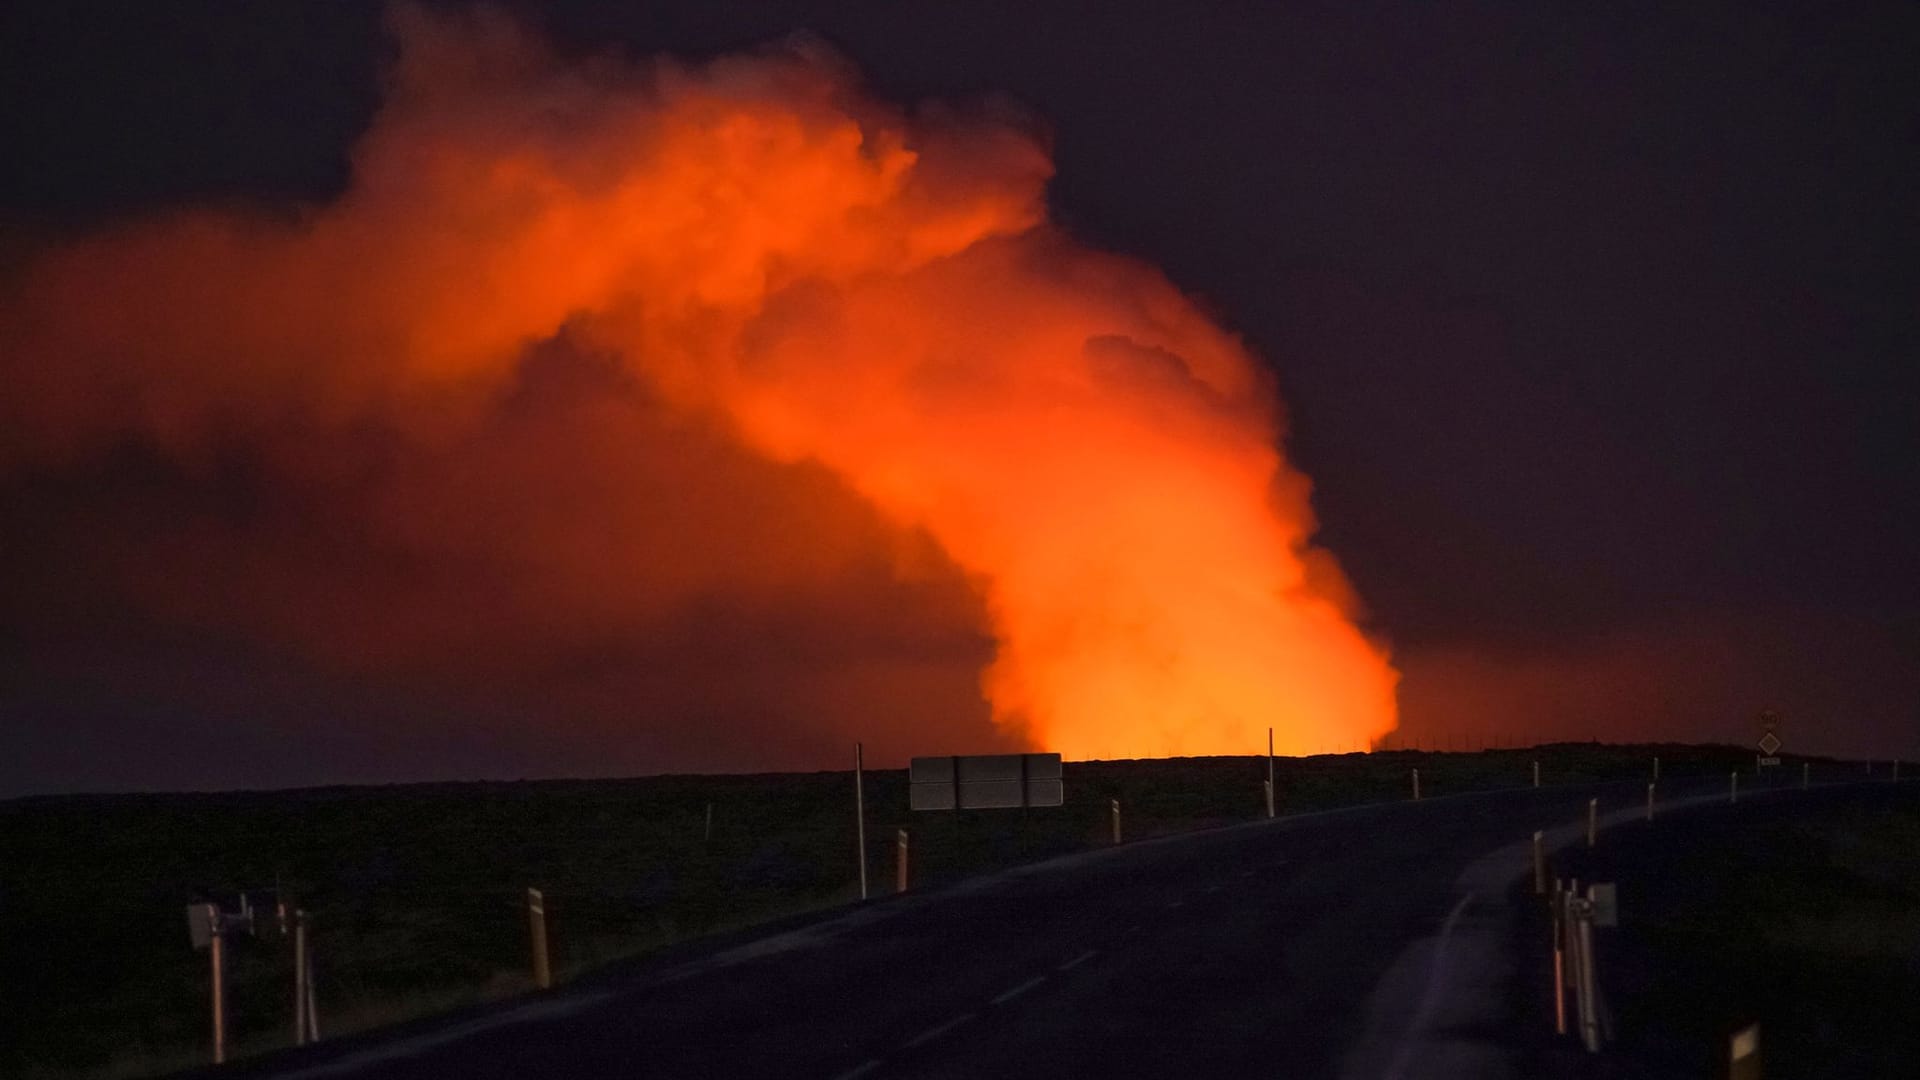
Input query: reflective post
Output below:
<box><xmin>895</xmin><ymin>828</ymin><xmax>909</xmax><ymax>893</ymax></box>
<box><xmin>1731</xmin><ymin>771</ymin><xmax>1739</xmax><ymax>805</ymax></box>
<box><xmin>1532</xmin><ymin>830</ymin><xmax>1546</xmax><ymax>895</ymax></box>
<box><xmin>1533</xmin><ymin>760</ymin><xmax>1540</xmax><ymax>788</ymax></box>
<box><xmin>208</xmin><ymin>903</ymin><xmax>226</xmax><ymax>1065</ymax></box>
<box><xmin>1646</xmin><ymin>782</ymin><xmax>1656</xmax><ymax>821</ymax></box>
<box><xmin>1110</xmin><ymin>798</ymin><xmax>1123</xmax><ymax>844</ymax></box>
<box><xmin>293</xmin><ymin>909</ymin><xmax>309</xmax><ymax>1046</ymax></box>
<box><xmin>1653</xmin><ymin>755</ymin><xmax>1660</xmax><ymax>782</ymax></box>
<box><xmin>1802</xmin><ymin>762</ymin><xmax>1809</xmax><ymax>790</ymax></box>
<box><xmin>1412</xmin><ymin>768</ymin><xmax>1422</xmax><ymax>801</ymax></box>
<box><xmin>527</xmin><ymin>887</ymin><xmax>551</xmax><ymax>990</ymax></box>
<box><xmin>1587</xmin><ymin>798</ymin><xmax>1598</xmax><ymax>848</ymax></box>
<box><xmin>1730</xmin><ymin>1022</ymin><xmax>1761</xmax><ymax>1080</ymax></box>
<box><xmin>1266</xmin><ymin>728</ymin><xmax>1276</xmax><ymax>819</ymax></box>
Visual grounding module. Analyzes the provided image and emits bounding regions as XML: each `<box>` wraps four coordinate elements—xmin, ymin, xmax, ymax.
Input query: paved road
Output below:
<box><xmin>222</xmin><ymin>776</ymin><xmax>1770</xmax><ymax>1080</ymax></box>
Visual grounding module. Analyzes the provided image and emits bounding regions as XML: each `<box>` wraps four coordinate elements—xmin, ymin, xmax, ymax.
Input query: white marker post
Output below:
<box><xmin>1532</xmin><ymin>830</ymin><xmax>1546</xmax><ymax>895</ymax></box>
<box><xmin>1266</xmin><ymin>728</ymin><xmax>1276</xmax><ymax>819</ymax></box>
<box><xmin>1110</xmin><ymin>798</ymin><xmax>1123</xmax><ymax>844</ymax></box>
<box><xmin>1653</xmin><ymin>755</ymin><xmax>1660</xmax><ymax>782</ymax></box>
<box><xmin>1646</xmin><ymin>782</ymin><xmax>1656</xmax><ymax>822</ymax></box>
<box><xmin>895</xmin><ymin>829</ymin><xmax>910</xmax><ymax>893</ymax></box>
<box><xmin>1533</xmin><ymin>760</ymin><xmax>1540</xmax><ymax>788</ymax></box>
<box><xmin>1587</xmin><ymin>798</ymin><xmax>1598</xmax><ymax>848</ymax></box>
<box><xmin>855</xmin><ymin>742</ymin><xmax>869</xmax><ymax>900</ymax></box>
<box><xmin>293</xmin><ymin>909</ymin><xmax>310</xmax><ymax>1046</ymax></box>
<box><xmin>1730</xmin><ymin>771</ymin><xmax>1739</xmax><ymax>805</ymax></box>
<box><xmin>1412</xmin><ymin>768</ymin><xmax>1422</xmax><ymax>801</ymax></box>
<box><xmin>526</xmin><ymin>887</ymin><xmax>551</xmax><ymax>990</ymax></box>
<box><xmin>207</xmin><ymin>903</ymin><xmax>226</xmax><ymax>1065</ymax></box>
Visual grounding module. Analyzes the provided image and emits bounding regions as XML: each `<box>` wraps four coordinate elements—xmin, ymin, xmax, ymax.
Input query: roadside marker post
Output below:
<box><xmin>1532</xmin><ymin>831</ymin><xmax>1546</xmax><ymax>895</ymax></box>
<box><xmin>1730</xmin><ymin>1022</ymin><xmax>1761</xmax><ymax>1080</ymax></box>
<box><xmin>1587</xmin><ymin>799</ymin><xmax>1598</xmax><ymax>848</ymax></box>
<box><xmin>895</xmin><ymin>829</ymin><xmax>910</xmax><ymax>893</ymax></box>
<box><xmin>1730</xmin><ymin>771</ymin><xmax>1739</xmax><ymax>805</ymax></box>
<box><xmin>1532</xmin><ymin>760</ymin><xmax>1540</xmax><ymax>788</ymax></box>
<box><xmin>704</xmin><ymin>802</ymin><xmax>713</xmax><ymax>844</ymax></box>
<box><xmin>1110</xmin><ymin>798</ymin><xmax>1123</xmax><ymax>844</ymax></box>
<box><xmin>1653</xmin><ymin>755</ymin><xmax>1659</xmax><ymax>782</ymax></box>
<box><xmin>1265</xmin><ymin>728</ymin><xmax>1276</xmax><ymax>819</ymax></box>
<box><xmin>208</xmin><ymin>903</ymin><xmax>226</xmax><ymax>1065</ymax></box>
<box><xmin>855</xmin><ymin>742</ymin><xmax>869</xmax><ymax>900</ymax></box>
<box><xmin>526</xmin><ymin>887</ymin><xmax>552</xmax><ymax>990</ymax></box>
<box><xmin>1551</xmin><ymin>881</ymin><xmax>1567</xmax><ymax>1035</ymax></box>
<box><xmin>1802</xmin><ymin>762</ymin><xmax>1809</xmax><ymax>790</ymax></box>
<box><xmin>293</xmin><ymin>910</ymin><xmax>310</xmax><ymax>1046</ymax></box>
<box><xmin>1412</xmin><ymin>768</ymin><xmax>1422</xmax><ymax>802</ymax></box>
<box><xmin>1646</xmin><ymin>782</ymin><xmax>1656</xmax><ymax>821</ymax></box>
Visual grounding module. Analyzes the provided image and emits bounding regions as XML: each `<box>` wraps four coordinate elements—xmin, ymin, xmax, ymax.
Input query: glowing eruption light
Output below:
<box><xmin>0</xmin><ymin>9</ymin><xmax>1397</xmax><ymax>760</ymax></box>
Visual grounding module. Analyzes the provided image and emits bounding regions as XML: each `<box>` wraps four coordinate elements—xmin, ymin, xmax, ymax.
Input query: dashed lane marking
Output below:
<box><xmin>830</xmin><ymin>1059</ymin><xmax>883</xmax><ymax>1080</ymax></box>
<box><xmin>903</xmin><ymin>1013</ymin><xmax>976</xmax><ymax>1049</ymax></box>
<box><xmin>1057</xmin><ymin>949</ymin><xmax>1100</xmax><ymax>972</ymax></box>
<box><xmin>992</xmin><ymin>976</ymin><xmax>1047</xmax><ymax>1005</ymax></box>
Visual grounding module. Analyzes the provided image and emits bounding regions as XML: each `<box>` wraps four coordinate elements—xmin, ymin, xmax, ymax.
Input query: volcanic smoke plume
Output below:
<box><xmin>0</xmin><ymin>8</ymin><xmax>1396</xmax><ymax>766</ymax></box>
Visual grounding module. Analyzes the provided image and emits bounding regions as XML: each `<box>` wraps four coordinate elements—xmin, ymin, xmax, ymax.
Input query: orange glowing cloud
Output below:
<box><xmin>0</xmin><ymin>7</ymin><xmax>1396</xmax><ymax>762</ymax></box>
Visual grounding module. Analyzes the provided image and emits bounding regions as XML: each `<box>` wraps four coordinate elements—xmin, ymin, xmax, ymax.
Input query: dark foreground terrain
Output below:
<box><xmin>1525</xmin><ymin>776</ymin><xmax>1920</xmax><ymax>1078</ymax></box>
<box><xmin>0</xmin><ymin>744</ymin><xmax>1817</xmax><ymax>1077</ymax></box>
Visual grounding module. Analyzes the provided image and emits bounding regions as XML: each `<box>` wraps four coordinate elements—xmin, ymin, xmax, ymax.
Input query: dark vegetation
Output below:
<box><xmin>0</xmin><ymin>741</ymin><xmax>1786</xmax><ymax>1077</ymax></box>
<box><xmin>1519</xmin><ymin>771</ymin><xmax>1918</xmax><ymax>1078</ymax></box>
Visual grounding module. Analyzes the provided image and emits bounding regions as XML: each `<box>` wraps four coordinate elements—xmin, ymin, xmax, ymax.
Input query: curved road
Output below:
<box><xmin>218</xmin><ymin>776</ymin><xmax>1798</xmax><ymax>1080</ymax></box>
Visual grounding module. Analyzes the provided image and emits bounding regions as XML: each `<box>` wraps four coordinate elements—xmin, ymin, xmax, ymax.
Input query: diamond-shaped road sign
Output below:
<box><xmin>1758</xmin><ymin>731</ymin><xmax>1782</xmax><ymax>756</ymax></box>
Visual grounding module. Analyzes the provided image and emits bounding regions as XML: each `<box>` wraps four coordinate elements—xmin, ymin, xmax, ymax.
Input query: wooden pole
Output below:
<box><xmin>527</xmin><ymin>887</ymin><xmax>551</xmax><ymax>990</ymax></box>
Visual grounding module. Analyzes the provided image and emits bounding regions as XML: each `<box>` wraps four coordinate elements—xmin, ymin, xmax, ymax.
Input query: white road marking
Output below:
<box><xmin>991</xmin><ymin>976</ymin><xmax>1047</xmax><ymax>1004</ymax></box>
<box><xmin>1381</xmin><ymin>891</ymin><xmax>1478</xmax><ymax>1080</ymax></box>
<box><xmin>1204</xmin><ymin>884</ymin><xmax>1224</xmax><ymax>893</ymax></box>
<box><xmin>1057</xmin><ymin>949</ymin><xmax>1099</xmax><ymax>972</ymax></box>
<box><xmin>903</xmin><ymin>1013</ymin><xmax>976</xmax><ymax>1049</ymax></box>
<box><xmin>1165</xmin><ymin>899</ymin><xmax>1186</xmax><ymax>909</ymax></box>
<box><xmin>1125</xmin><ymin>924</ymin><xmax>1143</xmax><ymax>934</ymax></box>
<box><xmin>830</xmin><ymin>1060</ymin><xmax>883</xmax><ymax>1080</ymax></box>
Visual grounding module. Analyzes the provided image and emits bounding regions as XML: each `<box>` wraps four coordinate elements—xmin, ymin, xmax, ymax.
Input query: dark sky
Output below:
<box><xmin>3</xmin><ymin>1</ymin><xmax>1916</xmax><ymax>794</ymax></box>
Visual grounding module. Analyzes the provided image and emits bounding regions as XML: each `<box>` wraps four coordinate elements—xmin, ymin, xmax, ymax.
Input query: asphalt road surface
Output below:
<box><xmin>218</xmin><ymin>775</ymin><xmax>1785</xmax><ymax>1080</ymax></box>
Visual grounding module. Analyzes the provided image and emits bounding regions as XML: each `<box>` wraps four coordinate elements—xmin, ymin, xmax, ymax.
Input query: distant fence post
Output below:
<box><xmin>895</xmin><ymin>828</ymin><xmax>910</xmax><ymax>893</ymax></box>
<box><xmin>527</xmin><ymin>887</ymin><xmax>551</xmax><ymax>990</ymax></box>
<box><xmin>1110</xmin><ymin>798</ymin><xmax>1123</xmax><ymax>844</ymax></box>
<box><xmin>1730</xmin><ymin>1022</ymin><xmax>1761</xmax><ymax>1080</ymax></box>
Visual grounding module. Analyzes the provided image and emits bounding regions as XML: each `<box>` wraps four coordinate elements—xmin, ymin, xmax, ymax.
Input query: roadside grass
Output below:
<box><xmin>0</xmin><ymin>742</ymin><xmax>1785</xmax><ymax>1078</ymax></box>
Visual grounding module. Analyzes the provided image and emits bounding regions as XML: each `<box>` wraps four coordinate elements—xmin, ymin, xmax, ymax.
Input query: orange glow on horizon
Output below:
<box><xmin>0</xmin><ymin>8</ymin><xmax>1398</xmax><ymax>760</ymax></box>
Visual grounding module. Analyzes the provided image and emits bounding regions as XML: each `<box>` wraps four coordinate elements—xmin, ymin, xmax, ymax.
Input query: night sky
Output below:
<box><xmin>3</xmin><ymin>1</ymin><xmax>1915</xmax><ymax>795</ymax></box>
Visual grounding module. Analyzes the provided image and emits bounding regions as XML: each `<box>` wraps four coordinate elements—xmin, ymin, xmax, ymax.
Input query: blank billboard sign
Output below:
<box><xmin>910</xmin><ymin>753</ymin><xmax>1063</xmax><ymax>810</ymax></box>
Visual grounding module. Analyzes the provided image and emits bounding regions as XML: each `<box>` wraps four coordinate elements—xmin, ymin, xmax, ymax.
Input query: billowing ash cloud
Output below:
<box><xmin>0</xmin><ymin>6</ymin><xmax>1395</xmax><ymax>781</ymax></box>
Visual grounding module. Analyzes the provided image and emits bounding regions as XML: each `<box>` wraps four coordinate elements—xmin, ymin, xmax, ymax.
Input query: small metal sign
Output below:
<box><xmin>1589</xmin><ymin>882</ymin><xmax>1619</xmax><ymax>927</ymax></box>
<box><xmin>1757</xmin><ymin>710</ymin><xmax>1782</xmax><ymax>757</ymax></box>
<box><xmin>910</xmin><ymin>753</ymin><xmax>1063</xmax><ymax>810</ymax></box>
